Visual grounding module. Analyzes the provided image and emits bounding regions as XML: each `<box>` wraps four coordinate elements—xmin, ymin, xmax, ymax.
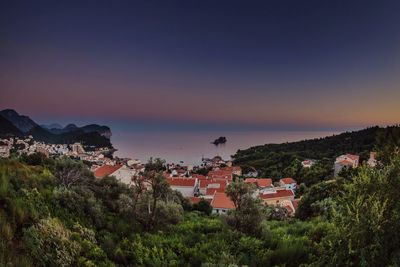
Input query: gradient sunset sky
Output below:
<box><xmin>1</xmin><ymin>0</ymin><xmax>400</xmax><ymax>131</ymax></box>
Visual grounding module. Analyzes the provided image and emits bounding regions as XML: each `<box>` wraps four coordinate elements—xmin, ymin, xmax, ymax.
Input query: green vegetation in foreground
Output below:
<box><xmin>1</xmin><ymin>128</ymin><xmax>400</xmax><ymax>266</ymax></box>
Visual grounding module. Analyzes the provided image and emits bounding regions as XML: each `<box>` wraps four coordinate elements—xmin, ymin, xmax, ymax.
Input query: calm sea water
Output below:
<box><xmin>112</xmin><ymin>130</ymin><xmax>339</xmax><ymax>165</ymax></box>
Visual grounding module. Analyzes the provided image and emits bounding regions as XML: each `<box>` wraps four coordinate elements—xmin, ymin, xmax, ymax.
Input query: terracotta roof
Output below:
<box><xmin>192</xmin><ymin>174</ymin><xmax>207</xmax><ymax>180</ymax></box>
<box><xmin>199</xmin><ymin>180</ymin><xmax>211</xmax><ymax>188</ymax></box>
<box><xmin>345</xmin><ymin>154</ymin><xmax>359</xmax><ymax>161</ymax></box>
<box><xmin>280</xmin><ymin>177</ymin><xmax>296</xmax><ymax>184</ymax></box>
<box><xmin>337</xmin><ymin>159</ymin><xmax>354</xmax><ymax>165</ymax></box>
<box><xmin>166</xmin><ymin>177</ymin><xmax>196</xmax><ymax>187</ymax></box>
<box><xmin>206</xmin><ymin>187</ymin><xmax>225</xmax><ymax>195</ymax></box>
<box><xmin>211</xmin><ymin>192</ymin><xmax>235</xmax><ymax>209</ymax></box>
<box><xmin>259</xmin><ymin>189</ymin><xmax>294</xmax><ymax>199</ymax></box>
<box><xmin>93</xmin><ymin>164</ymin><xmax>122</xmax><ymax>179</ymax></box>
<box><xmin>200</xmin><ymin>179</ymin><xmax>228</xmax><ymax>189</ymax></box>
<box><xmin>221</xmin><ymin>166</ymin><xmax>241</xmax><ymax>172</ymax></box>
<box><xmin>190</xmin><ymin>197</ymin><xmax>202</xmax><ymax>204</ymax></box>
<box><xmin>257</xmin><ymin>178</ymin><xmax>273</xmax><ymax>188</ymax></box>
<box><xmin>208</xmin><ymin>170</ymin><xmax>233</xmax><ymax>181</ymax></box>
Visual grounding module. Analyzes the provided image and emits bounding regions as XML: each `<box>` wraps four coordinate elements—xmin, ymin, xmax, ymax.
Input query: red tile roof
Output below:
<box><xmin>221</xmin><ymin>166</ymin><xmax>241</xmax><ymax>172</ymax></box>
<box><xmin>190</xmin><ymin>197</ymin><xmax>202</xmax><ymax>204</ymax></box>
<box><xmin>259</xmin><ymin>189</ymin><xmax>294</xmax><ymax>199</ymax></box>
<box><xmin>199</xmin><ymin>180</ymin><xmax>211</xmax><ymax>188</ymax></box>
<box><xmin>345</xmin><ymin>154</ymin><xmax>359</xmax><ymax>161</ymax></box>
<box><xmin>206</xmin><ymin>186</ymin><xmax>225</xmax><ymax>195</ymax></box>
<box><xmin>257</xmin><ymin>178</ymin><xmax>273</xmax><ymax>188</ymax></box>
<box><xmin>208</xmin><ymin>170</ymin><xmax>233</xmax><ymax>180</ymax></box>
<box><xmin>337</xmin><ymin>159</ymin><xmax>355</xmax><ymax>165</ymax></box>
<box><xmin>192</xmin><ymin>174</ymin><xmax>207</xmax><ymax>180</ymax></box>
<box><xmin>93</xmin><ymin>164</ymin><xmax>122</xmax><ymax>179</ymax></box>
<box><xmin>166</xmin><ymin>177</ymin><xmax>196</xmax><ymax>187</ymax></box>
<box><xmin>280</xmin><ymin>177</ymin><xmax>296</xmax><ymax>184</ymax></box>
<box><xmin>200</xmin><ymin>179</ymin><xmax>228</xmax><ymax>189</ymax></box>
<box><xmin>211</xmin><ymin>192</ymin><xmax>235</xmax><ymax>209</ymax></box>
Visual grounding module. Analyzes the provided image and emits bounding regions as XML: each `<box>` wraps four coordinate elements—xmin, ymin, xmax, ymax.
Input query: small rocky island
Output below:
<box><xmin>212</xmin><ymin>136</ymin><xmax>227</xmax><ymax>145</ymax></box>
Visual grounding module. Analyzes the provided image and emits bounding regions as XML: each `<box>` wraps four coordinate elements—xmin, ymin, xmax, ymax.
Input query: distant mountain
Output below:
<box><xmin>0</xmin><ymin>109</ymin><xmax>38</xmax><ymax>133</ymax></box>
<box><xmin>41</xmin><ymin>123</ymin><xmax>63</xmax><ymax>130</ymax></box>
<box><xmin>28</xmin><ymin>126</ymin><xmax>112</xmax><ymax>148</ymax></box>
<box><xmin>0</xmin><ymin>114</ymin><xmax>23</xmax><ymax>137</ymax></box>
<box><xmin>45</xmin><ymin>123</ymin><xmax>112</xmax><ymax>139</ymax></box>
<box><xmin>80</xmin><ymin>124</ymin><xmax>112</xmax><ymax>139</ymax></box>
<box><xmin>0</xmin><ymin>109</ymin><xmax>113</xmax><ymax>148</ymax></box>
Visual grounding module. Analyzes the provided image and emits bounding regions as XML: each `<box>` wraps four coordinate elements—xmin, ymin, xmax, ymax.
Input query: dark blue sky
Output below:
<box><xmin>1</xmin><ymin>0</ymin><xmax>400</xmax><ymax>130</ymax></box>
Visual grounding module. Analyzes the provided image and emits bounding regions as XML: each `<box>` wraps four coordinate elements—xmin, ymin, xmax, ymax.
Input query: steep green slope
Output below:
<box><xmin>232</xmin><ymin>126</ymin><xmax>396</xmax><ymax>178</ymax></box>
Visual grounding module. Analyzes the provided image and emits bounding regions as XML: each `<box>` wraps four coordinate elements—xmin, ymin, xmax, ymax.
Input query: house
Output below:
<box><xmin>0</xmin><ymin>145</ymin><xmax>10</xmax><ymax>158</ymax></box>
<box><xmin>166</xmin><ymin>177</ymin><xmax>198</xmax><ymax>197</ymax></box>
<box><xmin>221</xmin><ymin>166</ymin><xmax>242</xmax><ymax>176</ymax></box>
<box><xmin>301</xmin><ymin>159</ymin><xmax>316</xmax><ymax>168</ymax></box>
<box><xmin>259</xmin><ymin>189</ymin><xmax>296</xmax><ymax>214</ymax></box>
<box><xmin>192</xmin><ymin>174</ymin><xmax>207</xmax><ymax>180</ymax></box>
<box><xmin>334</xmin><ymin>154</ymin><xmax>360</xmax><ymax>176</ymax></box>
<box><xmin>93</xmin><ymin>164</ymin><xmax>123</xmax><ymax>179</ymax></box>
<box><xmin>199</xmin><ymin>179</ymin><xmax>227</xmax><ymax>197</ymax></box>
<box><xmin>93</xmin><ymin>164</ymin><xmax>139</xmax><ymax>186</ymax></box>
<box><xmin>208</xmin><ymin>170</ymin><xmax>233</xmax><ymax>181</ymax></box>
<box><xmin>244</xmin><ymin>178</ymin><xmax>273</xmax><ymax>189</ymax></box>
<box><xmin>71</xmin><ymin>142</ymin><xmax>85</xmax><ymax>154</ymax></box>
<box><xmin>279</xmin><ymin>178</ymin><xmax>297</xmax><ymax>191</ymax></box>
<box><xmin>110</xmin><ymin>165</ymin><xmax>138</xmax><ymax>185</ymax></box>
<box><xmin>367</xmin><ymin>152</ymin><xmax>377</xmax><ymax>167</ymax></box>
<box><xmin>211</xmin><ymin>192</ymin><xmax>235</xmax><ymax>215</ymax></box>
<box><xmin>256</xmin><ymin>178</ymin><xmax>273</xmax><ymax>188</ymax></box>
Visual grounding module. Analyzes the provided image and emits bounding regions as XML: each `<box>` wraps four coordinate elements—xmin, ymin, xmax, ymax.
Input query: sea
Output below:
<box><xmin>112</xmin><ymin>130</ymin><xmax>339</xmax><ymax>165</ymax></box>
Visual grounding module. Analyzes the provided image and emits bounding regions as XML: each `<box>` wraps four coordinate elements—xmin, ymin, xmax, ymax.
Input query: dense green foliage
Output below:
<box><xmin>0</xmin><ymin>157</ymin><xmax>329</xmax><ymax>267</ymax></box>
<box><xmin>1</xmin><ymin>127</ymin><xmax>400</xmax><ymax>266</ymax></box>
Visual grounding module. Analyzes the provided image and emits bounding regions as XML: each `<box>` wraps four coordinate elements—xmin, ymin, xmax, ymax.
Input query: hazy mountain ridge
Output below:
<box><xmin>0</xmin><ymin>109</ymin><xmax>112</xmax><ymax>148</ymax></box>
<box><xmin>0</xmin><ymin>114</ymin><xmax>23</xmax><ymax>137</ymax></box>
<box><xmin>44</xmin><ymin>123</ymin><xmax>112</xmax><ymax>139</ymax></box>
<box><xmin>0</xmin><ymin>109</ymin><xmax>38</xmax><ymax>133</ymax></box>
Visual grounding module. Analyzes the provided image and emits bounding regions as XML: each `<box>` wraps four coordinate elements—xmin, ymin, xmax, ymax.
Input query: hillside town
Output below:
<box><xmin>0</xmin><ymin>134</ymin><xmax>378</xmax><ymax>217</ymax></box>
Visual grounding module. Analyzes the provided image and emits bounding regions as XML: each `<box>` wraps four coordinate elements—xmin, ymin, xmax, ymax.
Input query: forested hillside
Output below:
<box><xmin>233</xmin><ymin>126</ymin><xmax>399</xmax><ymax>179</ymax></box>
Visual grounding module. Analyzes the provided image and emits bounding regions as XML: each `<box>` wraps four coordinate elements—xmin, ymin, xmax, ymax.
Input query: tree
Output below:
<box><xmin>54</xmin><ymin>157</ymin><xmax>92</xmax><ymax>188</ymax></box>
<box><xmin>144</xmin><ymin>157</ymin><xmax>166</xmax><ymax>173</ymax></box>
<box><xmin>23</xmin><ymin>218</ymin><xmax>80</xmax><ymax>267</ymax></box>
<box><xmin>317</xmin><ymin>157</ymin><xmax>400</xmax><ymax>266</ymax></box>
<box><xmin>376</xmin><ymin>125</ymin><xmax>400</xmax><ymax>165</ymax></box>
<box><xmin>131</xmin><ymin>165</ymin><xmax>171</xmax><ymax>230</ymax></box>
<box><xmin>226</xmin><ymin>181</ymin><xmax>252</xmax><ymax>211</ymax></box>
<box><xmin>193</xmin><ymin>199</ymin><xmax>213</xmax><ymax>215</ymax></box>
<box><xmin>226</xmin><ymin>180</ymin><xmax>263</xmax><ymax>234</ymax></box>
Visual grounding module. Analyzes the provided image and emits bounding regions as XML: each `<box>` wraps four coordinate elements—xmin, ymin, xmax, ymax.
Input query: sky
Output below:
<box><xmin>1</xmin><ymin>0</ymin><xmax>400</xmax><ymax>132</ymax></box>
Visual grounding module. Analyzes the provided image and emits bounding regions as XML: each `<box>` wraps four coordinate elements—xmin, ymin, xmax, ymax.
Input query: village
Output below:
<box><xmin>0</xmin><ymin>135</ymin><xmax>379</xmax><ymax>217</ymax></box>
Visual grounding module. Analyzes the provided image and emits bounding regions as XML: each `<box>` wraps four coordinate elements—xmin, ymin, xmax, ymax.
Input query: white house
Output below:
<box><xmin>166</xmin><ymin>177</ymin><xmax>198</xmax><ymax>197</ymax></box>
<box><xmin>334</xmin><ymin>154</ymin><xmax>359</xmax><ymax>176</ymax></box>
<box><xmin>279</xmin><ymin>178</ymin><xmax>297</xmax><ymax>191</ymax></box>
<box><xmin>211</xmin><ymin>192</ymin><xmax>235</xmax><ymax>215</ymax></box>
